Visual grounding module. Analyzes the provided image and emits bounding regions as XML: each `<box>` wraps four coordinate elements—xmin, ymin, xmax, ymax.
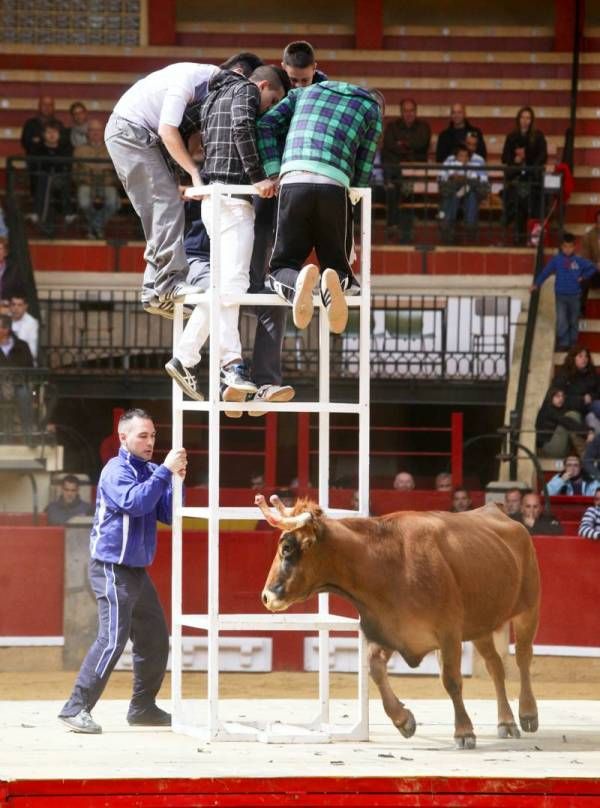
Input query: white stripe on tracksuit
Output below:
<box><xmin>94</xmin><ymin>562</ymin><xmax>120</xmax><ymax>678</ymax></box>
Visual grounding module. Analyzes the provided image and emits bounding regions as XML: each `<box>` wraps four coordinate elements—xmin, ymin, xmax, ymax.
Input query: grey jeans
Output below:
<box><xmin>104</xmin><ymin>114</ymin><xmax>188</xmax><ymax>301</ymax></box>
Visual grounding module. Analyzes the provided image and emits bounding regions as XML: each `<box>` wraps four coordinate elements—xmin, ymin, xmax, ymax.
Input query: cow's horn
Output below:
<box><xmin>255</xmin><ymin>494</ymin><xmax>312</xmax><ymax>530</ymax></box>
<box><xmin>270</xmin><ymin>494</ymin><xmax>293</xmax><ymax>517</ymax></box>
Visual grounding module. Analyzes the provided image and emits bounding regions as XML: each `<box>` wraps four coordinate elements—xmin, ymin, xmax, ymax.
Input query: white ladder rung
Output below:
<box><xmin>179</xmin><ymin>613</ymin><xmax>362</xmax><ymax>632</ymax></box>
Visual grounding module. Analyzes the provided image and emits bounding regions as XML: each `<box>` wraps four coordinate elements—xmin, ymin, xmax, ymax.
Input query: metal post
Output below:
<box><xmin>450</xmin><ymin>411</ymin><xmax>463</xmax><ymax>487</ymax></box>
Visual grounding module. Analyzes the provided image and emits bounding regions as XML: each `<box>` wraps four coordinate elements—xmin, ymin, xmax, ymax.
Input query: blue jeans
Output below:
<box><xmin>555</xmin><ymin>294</ymin><xmax>581</xmax><ymax>349</ymax></box>
<box><xmin>442</xmin><ymin>189</ymin><xmax>479</xmax><ymax>227</ymax></box>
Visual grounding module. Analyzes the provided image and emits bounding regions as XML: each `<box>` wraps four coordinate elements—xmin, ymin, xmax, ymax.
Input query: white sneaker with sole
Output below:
<box><xmin>292</xmin><ymin>264</ymin><xmax>319</xmax><ymax>330</ymax></box>
<box><xmin>321</xmin><ymin>268</ymin><xmax>348</xmax><ymax>333</ymax></box>
<box><xmin>248</xmin><ymin>384</ymin><xmax>295</xmax><ymax>417</ymax></box>
<box><xmin>222</xmin><ymin>385</ymin><xmax>246</xmax><ymax>419</ymax></box>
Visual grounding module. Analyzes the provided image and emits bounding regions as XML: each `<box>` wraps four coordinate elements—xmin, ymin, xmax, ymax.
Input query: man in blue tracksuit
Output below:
<box><xmin>531</xmin><ymin>232</ymin><xmax>598</xmax><ymax>349</ymax></box>
<box><xmin>58</xmin><ymin>408</ymin><xmax>187</xmax><ymax>734</ymax></box>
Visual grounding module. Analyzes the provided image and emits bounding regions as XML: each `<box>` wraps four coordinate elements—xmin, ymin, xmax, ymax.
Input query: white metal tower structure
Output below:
<box><xmin>170</xmin><ymin>183</ymin><xmax>372</xmax><ymax>742</ymax></box>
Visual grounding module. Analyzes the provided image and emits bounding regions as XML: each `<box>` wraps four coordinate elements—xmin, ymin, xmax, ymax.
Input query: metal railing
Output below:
<box><xmin>374</xmin><ymin>160</ymin><xmax>564</xmax><ymax>247</ymax></box>
<box><xmin>35</xmin><ymin>289</ymin><xmax>517</xmax><ymax>384</ymax></box>
<box><xmin>6</xmin><ymin>156</ymin><xmax>565</xmax><ymax>251</ymax></box>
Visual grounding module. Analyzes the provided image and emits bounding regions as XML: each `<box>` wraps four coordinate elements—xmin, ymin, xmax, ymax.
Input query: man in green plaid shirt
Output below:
<box><xmin>257</xmin><ymin>81</ymin><xmax>383</xmax><ymax>334</ymax></box>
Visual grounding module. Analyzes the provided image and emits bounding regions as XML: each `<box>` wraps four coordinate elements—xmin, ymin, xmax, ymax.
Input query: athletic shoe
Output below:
<box><xmin>220</xmin><ymin>362</ymin><xmax>257</xmax><ymax>394</ymax></box>
<box><xmin>321</xmin><ymin>268</ymin><xmax>348</xmax><ymax>334</ymax></box>
<box><xmin>127</xmin><ymin>705</ymin><xmax>171</xmax><ymax>727</ymax></box>
<box><xmin>222</xmin><ymin>383</ymin><xmax>246</xmax><ymax>419</ymax></box>
<box><xmin>165</xmin><ymin>357</ymin><xmax>204</xmax><ymax>401</ymax></box>
<box><xmin>341</xmin><ymin>274</ymin><xmax>361</xmax><ymax>296</ymax></box>
<box><xmin>292</xmin><ymin>263</ymin><xmax>319</xmax><ymax>330</ymax></box>
<box><xmin>143</xmin><ymin>298</ymin><xmax>193</xmax><ymax>319</ymax></box>
<box><xmin>158</xmin><ymin>283</ymin><xmax>200</xmax><ymax>303</ymax></box>
<box><xmin>59</xmin><ymin>709</ymin><xmax>102</xmax><ymax>734</ymax></box>
<box><xmin>248</xmin><ymin>384</ymin><xmax>295</xmax><ymax>417</ymax></box>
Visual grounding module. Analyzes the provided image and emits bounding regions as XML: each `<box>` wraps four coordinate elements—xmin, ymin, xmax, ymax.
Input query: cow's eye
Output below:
<box><xmin>281</xmin><ymin>540</ymin><xmax>294</xmax><ymax>557</ymax></box>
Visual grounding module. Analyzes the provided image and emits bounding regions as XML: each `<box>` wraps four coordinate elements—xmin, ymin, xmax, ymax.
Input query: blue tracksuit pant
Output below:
<box><xmin>59</xmin><ymin>558</ymin><xmax>169</xmax><ymax>718</ymax></box>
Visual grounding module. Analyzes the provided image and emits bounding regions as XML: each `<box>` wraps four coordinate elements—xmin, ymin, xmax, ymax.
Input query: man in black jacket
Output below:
<box><xmin>0</xmin><ymin>313</ymin><xmax>34</xmax><ymax>439</ymax></box>
<box><xmin>435</xmin><ymin>103</ymin><xmax>487</xmax><ymax>164</ymax></box>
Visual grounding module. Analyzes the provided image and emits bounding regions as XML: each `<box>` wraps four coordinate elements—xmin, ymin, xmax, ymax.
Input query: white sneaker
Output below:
<box><xmin>143</xmin><ymin>298</ymin><xmax>192</xmax><ymax>319</ymax></box>
<box><xmin>292</xmin><ymin>264</ymin><xmax>319</xmax><ymax>330</ymax></box>
<box><xmin>221</xmin><ymin>384</ymin><xmax>246</xmax><ymax>419</ymax></box>
<box><xmin>321</xmin><ymin>268</ymin><xmax>348</xmax><ymax>333</ymax></box>
<box><xmin>248</xmin><ymin>384</ymin><xmax>295</xmax><ymax>417</ymax></box>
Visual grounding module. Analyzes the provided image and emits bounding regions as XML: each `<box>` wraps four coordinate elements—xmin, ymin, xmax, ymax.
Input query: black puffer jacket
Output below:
<box><xmin>553</xmin><ymin>368</ymin><xmax>600</xmax><ymax>415</ymax></box>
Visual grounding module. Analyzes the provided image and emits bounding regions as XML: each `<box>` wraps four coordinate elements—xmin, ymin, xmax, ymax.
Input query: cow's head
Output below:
<box><xmin>257</xmin><ymin>493</ymin><xmax>325</xmax><ymax>611</ymax></box>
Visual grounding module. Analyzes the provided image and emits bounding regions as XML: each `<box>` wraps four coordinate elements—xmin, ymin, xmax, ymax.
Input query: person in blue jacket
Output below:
<box><xmin>531</xmin><ymin>232</ymin><xmax>599</xmax><ymax>350</ymax></box>
<box><xmin>58</xmin><ymin>408</ymin><xmax>187</xmax><ymax>734</ymax></box>
<box><xmin>546</xmin><ymin>454</ymin><xmax>600</xmax><ymax>496</ymax></box>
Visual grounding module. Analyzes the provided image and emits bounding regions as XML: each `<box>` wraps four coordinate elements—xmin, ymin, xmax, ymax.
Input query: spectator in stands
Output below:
<box><xmin>20</xmin><ymin>96</ymin><xmax>66</xmax><ymax>156</ymax></box>
<box><xmin>0</xmin><ymin>313</ymin><xmax>34</xmax><ymax>438</ymax></box>
<box><xmin>382</xmin><ymin>98</ymin><xmax>431</xmax><ymax>243</ymax></box>
<box><xmin>250</xmin><ymin>472</ymin><xmax>265</xmax><ymax>490</ymax></box>
<box><xmin>0</xmin><ymin>299</ymin><xmax>9</xmax><ymax>316</ymax></box>
<box><xmin>31</xmin><ymin>122</ymin><xmax>76</xmax><ymax>236</ymax></box>
<box><xmin>74</xmin><ymin>118</ymin><xmax>120</xmax><ymax>240</ymax></box>
<box><xmin>438</xmin><ymin>142</ymin><xmax>489</xmax><ymax>243</ymax></box>
<box><xmin>69</xmin><ymin>102</ymin><xmax>89</xmax><ymax>148</ymax></box>
<box><xmin>501</xmin><ymin>105</ymin><xmax>548</xmax><ymax>245</ymax></box>
<box><xmin>0</xmin><ymin>204</ymin><xmax>7</xmax><ymax>240</ymax></box>
<box><xmin>531</xmin><ymin>233</ymin><xmax>598</xmax><ymax>350</ymax></box>
<box><xmin>504</xmin><ymin>487</ymin><xmax>525</xmax><ymax>518</ymax></box>
<box><xmin>553</xmin><ymin>346</ymin><xmax>600</xmax><ymax>433</ymax></box>
<box><xmin>0</xmin><ymin>240</ymin><xmax>22</xmax><ymax>301</ymax></box>
<box><xmin>435</xmin><ymin>471</ymin><xmax>453</xmax><ymax>491</ymax></box>
<box><xmin>581</xmin><ymin>209</ymin><xmax>600</xmax><ymax>269</ymax></box>
<box><xmin>393</xmin><ymin>471</ymin><xmax>415</xmax><ymax>491</ymax></box>
<box><xmin>583</xmin><ymin>429</ymin><xmax>600</xmax><ymax>480</ymax></box>
<box><xmin>46</xmin><ymin>475</ymin><xmax>93</xmax><ymax>525</ymax></box>
<box><xmin>515</xmin><ymin>493</ymin><xmax>563</xmax><ymax>535</ymax></box>
<box><xmin>535</xmin><ymin>385</ymin><xmax>585</xmax><ymax>458</ymax></box>
<box><xmin>435</xmin><ymin>103</ymin><xmax>487</xmax><ymax>164</ymax></box>
<box><xmin>281</xmin><ymin>40</ymin><xmax>328</xmax><ymax>88</ymax></box>
<box><xmin>9</xmin><ymin>294</ymin><xmax>39</xmax><ymax>361</ymax></box>
<box><xmin>578</xmin><ymin>488</ymin><xmax>600</xmax><ymax>540</ymax></box>
<box><xmin>450</xmin><ymin>488</ymin><xmax>472</xmax><ymax>512</ymax></box>
<box><xmin>546</xmin><ymin>454</ymin><xmax>600</xmax><ymax>496</ymax></box>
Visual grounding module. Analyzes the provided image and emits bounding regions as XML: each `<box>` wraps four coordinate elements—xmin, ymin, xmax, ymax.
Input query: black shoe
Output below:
<box><xmin>165</xmin><ymin>357</ymin><xmax>204</xmax><ymax>400</ymax></box>
<box><xmin>127</xmin><ymin>705</ymin><xmax>171</xmax><ymax>727</ymax></box>
<box><xmin>220</xmin><ymin>362</ymin><xmax>257</xmax><ymax>394</ymax></box>
<box><xmin>340</xmin><ymin>274</ymin><xmax>361</xmax><ymax>296</ymax></box>
<box><xmin>59</xmin><ymin>709</ymin><xmax>102</xmax><ymax>734</ymax></box>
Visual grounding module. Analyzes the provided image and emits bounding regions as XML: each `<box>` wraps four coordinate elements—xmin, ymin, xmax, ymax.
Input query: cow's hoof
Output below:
<box><xmin>498</xmin><ymin>721</ymin><xmax>521</xmax><ymax>739</ymax></box>
<box><xmin>455</xmin><ymin>733</ymin><xmax>477</xmax><ymax>750</ymax></box>
<box><xmin>519</xmin><ymin>714</ymin><xmax>539</xmax><ymax>733</ymax></box>
<box><xmin>395</xmin><ymin>711</ymin><xmax>416</xmax><ymax>738</ymax></box>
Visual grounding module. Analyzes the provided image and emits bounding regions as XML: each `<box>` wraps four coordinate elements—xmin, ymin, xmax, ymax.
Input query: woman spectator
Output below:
<box><xmin>535</xmin><ymin>385</ymin><xmax>584</xmax><ymax>458</ymax></box>
<box><xmin>553</xmin><ymin>345</ymin><xmax>600</xmax><ymax>432</ymax></box>
<box><xmin>501</xmin><ymin>105</ymin><xmax>547</xmax><ymax>245</ymax></box>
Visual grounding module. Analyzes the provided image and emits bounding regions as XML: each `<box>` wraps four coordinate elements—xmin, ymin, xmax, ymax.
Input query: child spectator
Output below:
<box><xmin>546</xmin><ymin>454</ymin><xmax>600</xmax><ymax>496</ymax></box>
<box><xmin>531</xmin><ymin>232</ymin><xmax>598</xmax><ymax>350</ymax></box>
<box><xmin>438</xmin><ymin>142</ymin><xmax>488</xmax><ymax>243</ymax></box>
<box><xmin>535</xmin><ymin>386</ymin><xmax>584</xmax><ymax>458</ymax></box>
<box><xmin>578</xmin><ymin>489</ymin><xmax>600</xmax><ymax>540</ymax></box>
<box><xmin>281</xmin><ymin>40</ymin><xmax>328</xmax><ymax>88</ymax></box>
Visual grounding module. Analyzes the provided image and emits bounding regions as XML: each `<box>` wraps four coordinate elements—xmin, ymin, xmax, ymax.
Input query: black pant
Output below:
<box><xmin>269</xmin><ymin>183</ymin><xmax>354</xmax><ymax>292</ymax></box>
<box><xmin>59</xmin><ymin>558</ymin><xmax>169</xmax><ymax>718</ymax></box>
<box><xmin>249</xmin><ymin>195</ymin><xmax>287</xmax><ymax>386</ymax></box>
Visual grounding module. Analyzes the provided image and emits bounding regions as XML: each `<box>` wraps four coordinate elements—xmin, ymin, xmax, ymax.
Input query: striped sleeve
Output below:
<box><xmin>578</xmin><ymin>506</ymin><xmax>600</xmax><ymax>539</ymax></box>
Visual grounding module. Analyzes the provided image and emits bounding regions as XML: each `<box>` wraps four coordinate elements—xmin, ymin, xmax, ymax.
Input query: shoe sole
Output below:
<box><xmin>222</xmin><ymin>386</ymin><xmax>245</xmax><ymax>418</ymax></box>
<box><xmin>293</xmin><ymin>264</ymin><xmax>319</xmax><ymax>330</ymax></box>
<box><xmin>165</xmin><ymin>362</ymin><xmax>204</xmax><ymax>401</ymax></box>
<box><xmin>143</xmin><ymin>302</ymin><xmax>192</xmax><ymax>320</ymax></box>
<box><xmin>322</xmin><ymin>268</ymin><xmax>348</xmax><ymax>334</ymax></box>
<box><xmin>59</xmin><ymin>716</ymin><xmax>102</xmax><ymax>734</ymax></box>
<box><xmin>249</xmin><ymin>386</ymin><xmax>295</xmax><ymax>417</ymax></box>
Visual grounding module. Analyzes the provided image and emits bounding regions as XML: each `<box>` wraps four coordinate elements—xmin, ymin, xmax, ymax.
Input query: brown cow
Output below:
<box><xmin>257</xmin><ymin>494</ymin><xmax>540</xmax><ymax>749</ymax></box>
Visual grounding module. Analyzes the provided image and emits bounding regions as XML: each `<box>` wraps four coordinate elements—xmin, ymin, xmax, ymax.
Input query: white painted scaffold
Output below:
<box><xmin>170</xmin><ymin>183</ymin><xmax>372</xmax><ymax>742</ymax></box>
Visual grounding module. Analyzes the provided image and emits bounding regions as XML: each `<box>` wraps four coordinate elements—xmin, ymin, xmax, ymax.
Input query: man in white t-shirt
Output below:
<box><xmin>9</xmin><ymin>294</ymin><xmax>39</xmax><ymax>361</ymax></box>
<box><xmin>105</xmin><ymin>62</ymin><xmax>219</xmax><ymax>318</ymax></box>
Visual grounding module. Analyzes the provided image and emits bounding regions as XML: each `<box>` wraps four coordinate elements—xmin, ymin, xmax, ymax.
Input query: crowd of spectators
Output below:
<box><xmin>20</xmin><ymin>96</ymin><xmax>121</xmax><ymax>239</ymax></box>
<box><xmin>379</xmin><ymin>100</ymin><xmax>550</xmax><ymax>246</ymax></box>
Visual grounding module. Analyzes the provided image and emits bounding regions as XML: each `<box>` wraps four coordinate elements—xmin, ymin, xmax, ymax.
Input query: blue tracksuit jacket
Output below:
<box><xmin>89</xmin><ymin>447</ymin><xmax>174</xmax><ymax>567</ymax></box>
<box><xmin>535</xmin><ymin>252</ymin><xmax>597</xmax><ymax>295</ymax></box>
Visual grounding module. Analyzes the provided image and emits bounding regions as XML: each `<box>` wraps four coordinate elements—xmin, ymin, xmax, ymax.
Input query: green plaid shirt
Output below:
<box><xmin>257</xmin><ymin>81</ymin><xmax>382</xmax><ymax>188</ymax></box>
